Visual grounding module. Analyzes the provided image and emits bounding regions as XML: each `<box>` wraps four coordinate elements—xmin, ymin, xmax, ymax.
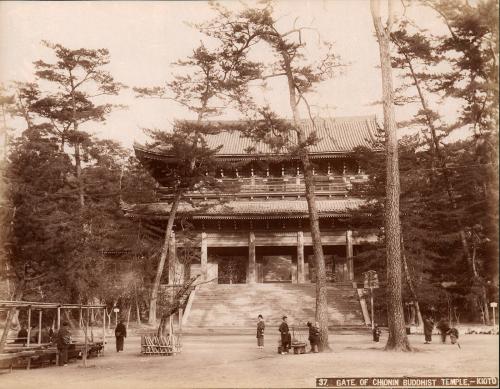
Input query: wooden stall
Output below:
<box><xmin>0</xmin><ymin>300</ymin><xmax>107</xmax><ymax>371</ymax></box>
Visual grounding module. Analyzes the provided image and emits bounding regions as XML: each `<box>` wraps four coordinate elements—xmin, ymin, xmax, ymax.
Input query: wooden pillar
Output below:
<box><xmin>57</xmin><ymin>306</ymin><xmax>61</xmax><ymax>331</ymax></box>
<box><xmin>297</xmin><ymin>231</ymin><xmax>305</xmax><ymax>283</ymax></box>
<box><xmin>102</xmin><ymin>307</ymin><xmax>106</xmax><ymax>355</ymax></box>
<box><xmin>27</xmin><ymin>307</ymin><xmax>31</xmax><ymax>347</ymax></box>
<box><xmin>38</xmin><ymin>310</ymin><xmax>42</xmax><ymax>345</ymax></box>
<box><xmin>201</xmin><ymin>232</ymin><xmax>208</xmax><ymax>281</ymax></box>
<box><xmin>179</xmin><ymin>308</ymin><xmax>183</xmax><ymax>336</ymax></box>
<box><xmin>346</xmin><ymin>230</ymin><xmax>354</xmax><ymax>281</ymax></box>
<box><xmin>248</xmin><ymin>231</ymin><xmax>256</xmax><ymax>283</ymax></box>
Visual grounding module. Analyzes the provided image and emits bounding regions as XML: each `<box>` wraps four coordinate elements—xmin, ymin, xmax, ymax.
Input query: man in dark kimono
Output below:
<box><xmin>16</xmin><ymin>325</ymin><xmax>28</xmax><ymax>345</ymax></box>
<box><xmin>115</xmin><ymin>320</ymin><xmax>127</xmax><ymax>352</ymax></box>
<box><xmin>56</xmin><ymin>322</ymin><xmax>72</xmax><ymax>366</ymax></box>
<box><xmin>256</xmin><ymin>314</ymin><xmax>265</xmax><ymax>349</ymax></box>
<box><xmin>307</xmin><ymin>321</ymin><xmax>320</xmax><ymax>352</ymax></box>
<box><xmin>279</xmin><ymin>316</ymin><xmax>290</xmax><ymax>354</ymax></box>
<box><xmin>436</xmin><ymin>317</ymin><xmax>451</xmax><ymax>344</ymax></box>
<box><xmin>423</xmin><ymin>316</ymin><xmax>434</xmax><ymax>344</ymax></box>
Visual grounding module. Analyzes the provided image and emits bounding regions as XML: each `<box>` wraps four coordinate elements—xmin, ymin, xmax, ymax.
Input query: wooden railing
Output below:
<box><xmin>157</xmin><ymin>175</ymin><xmax>367</xmax><ymax>197</ymax></box>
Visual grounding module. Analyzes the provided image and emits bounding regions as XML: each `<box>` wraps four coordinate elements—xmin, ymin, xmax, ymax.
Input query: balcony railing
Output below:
<box><xmin>157</xmin><ymin>175</ymin><xmax>368</xmax><ymax>198</ymax></box>
<box><xmin>219</xmin><ymin>176</ymin><xmax>349</xmax><ymax>193</ymax></box>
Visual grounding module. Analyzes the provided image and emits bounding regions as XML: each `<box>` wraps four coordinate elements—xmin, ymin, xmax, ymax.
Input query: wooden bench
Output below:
<box><xmin>0</xmin><ymin>353</ymin><xmax>18</xmax><ymax>373</ymax></box>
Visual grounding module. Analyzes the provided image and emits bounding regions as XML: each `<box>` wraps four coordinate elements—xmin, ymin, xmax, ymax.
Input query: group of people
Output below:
<box><xmin>256</xmin><ymin>315</ymin><xmax>321</xmax><ymax>354</ymax></box>
<box><xmin>371</xmin><ymin>316</ymin><xmax>460</xmax><ymax>345</ymax></box>
<box><xmin>423</xmin><ymin>316</ymin><xmax>460</xmax><ymax>345</ymax></box>
<box><xmin>15</xmin><ymin>324</ymin><xmax>54</xmax><ymax>345</ymax></box>
<box><xmin>16</xmin><ymin>321</ymin><xmax>73</xmax><ymax>366</ymax></box>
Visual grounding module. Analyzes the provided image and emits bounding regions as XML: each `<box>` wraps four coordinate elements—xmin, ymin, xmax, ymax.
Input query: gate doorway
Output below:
<box><xmin>262</xmin><ymin>255</ymin><xmax>292</xmax><ymax>283</ymax></box>
<box><xmin>217</xmin><ymin>256</ymin><xmax>247</xmax><ymax>284</ymax></box>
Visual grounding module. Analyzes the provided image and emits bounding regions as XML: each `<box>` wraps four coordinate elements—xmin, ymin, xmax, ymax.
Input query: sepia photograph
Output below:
<box><xmin>0</xmin><ymin>1</ymin><xmax>498</xmax><ymax>388</ymax></box>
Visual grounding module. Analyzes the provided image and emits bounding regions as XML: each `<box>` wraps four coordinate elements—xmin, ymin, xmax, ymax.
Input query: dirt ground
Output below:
<box><xmin>0</xmin><ymin>333</ymin><xmax>498</xmax><ymax>389</ymax></box>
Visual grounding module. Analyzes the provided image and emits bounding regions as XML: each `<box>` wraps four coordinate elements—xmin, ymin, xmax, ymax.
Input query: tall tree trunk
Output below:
<box><xmin>126</xmin><ymin>305</ymin><xmax>132</xmax><ymax>330</ymax></box>
<box><xmin>69</xmin><ymin>75</ymin><xmax>85</xmax><ymax>208</ymax></box>
<box><xmin>370</xmin><ymin>0</ymin><xmax>411</xmax><ymax>351</ymax></box>
<box><xmin>74</xmin><ymin>142</ymin><xmax>84</xmax><ymax>208</ymax></box>
<box><xmin>279</xmin><ymin>50</ymin><xmax>329</xmax><ymax>351</ymax></box>
<box><xmin>135</xmin><ymin>289</ymin><xmax>142</xmax><ymax>326</ymax></box>
<box><xmin>401</xmin><ymin>236</ymin><xmax>423</xmax><ymax>327</ymax></box>
<box><xmin>148</xmin><ymin>191</ymin><xmax>182</xmax><ymax>325</ymax></box>
<box><xmin>1</xmin><ymin>104</ymin><xmax>8</xmax><ymax>162</ymax></box>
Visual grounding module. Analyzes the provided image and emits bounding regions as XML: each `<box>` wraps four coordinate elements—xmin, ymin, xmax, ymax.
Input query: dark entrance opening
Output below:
<box><xmin>209</xmin><ymin>247</ymin><xmax>247</xmax><ymax>284</ymax></box>
<box><xmin>262</xmin><ymin>255</ymin><xmax>292</xmax><ymax>282</ymax></box>
<box><xmin>218</xmin><ymin>257</ymin><xmax>247</xmax><ymax>284</ymax></box>
<box><xmin>256</xmin><ymin>246</ymin><xmax>296</xmax><ymax>283</ymax></box>
<box><xmin>307</xmin><ymin>245</ymin><xmax>349</xmax><ymax>282</ymax></box>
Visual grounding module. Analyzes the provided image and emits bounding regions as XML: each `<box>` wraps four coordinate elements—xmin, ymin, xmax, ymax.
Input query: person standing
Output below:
<box><xmin>256</xmin><ymin>314</ymin><xmax>265</xmax><ymax>349</ymax></box>
<box><xmin>56</xmin><ymin>322</ymin><xmax>72</xmax><ymax>366</ymax></box>
<box><xmin>372</xmin><ymin>323</ymin><xmax>381</xmax><ymax>342</ymax></box>
<box><xmin>115</xmin><ymin>320</ymin><xmax>127</xmax><ymax>352</ymax></box>
<box><xmin>16</xmin><ymin>325</ymin><xmax>28</xmax><ymax>345</ymax></box>
<box><xmin>436</xmin><ymin>317</ymin><xmax>451</xmax><ymax>344</ymax></box>
<box><xmin>307</xmin><ymin>321</ymin><xmax>320</xmax><ymax>352</ymax></box>
<box><xmin>423</xmin><ymin>316</ymin><xmax>434</xmax><ymax>344</ymax></box>
<box><xmin>279</xmin><ymin>316</ymin><xmax>290</xmax><ymax>354</ymax></box>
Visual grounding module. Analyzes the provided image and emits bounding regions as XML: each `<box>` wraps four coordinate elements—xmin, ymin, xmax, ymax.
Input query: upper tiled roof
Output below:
<box><xmin>134</xmin><ymin>116</ymin><xmax>379</xmax><ymax>160</ymax></box>
<box><xmin>123</xmin><ymin>198</ymin><xmax>366</xmax><ymax>220</ymax></box>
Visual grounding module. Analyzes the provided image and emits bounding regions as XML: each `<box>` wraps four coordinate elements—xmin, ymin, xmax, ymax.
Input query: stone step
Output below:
<box><xmin>186</xmin><ymin>283</ymin><xmax>365</xmax><ymax>328</ymax></box>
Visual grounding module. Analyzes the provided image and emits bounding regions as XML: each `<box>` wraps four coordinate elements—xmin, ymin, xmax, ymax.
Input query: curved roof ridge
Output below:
<box><xmin>177</xmin><ymin>114</ymin><xmax>377</xmax><ymax>125</ymax></box>
<box><xmin>134</xmin><ymin>115</ymin><xmax>379</xmax><ymax>158</ymax></box>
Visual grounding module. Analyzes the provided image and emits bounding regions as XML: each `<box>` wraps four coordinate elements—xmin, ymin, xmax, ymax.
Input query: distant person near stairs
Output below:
<box><xmin>256</xmin><ymin>314</ymin><xmax>265</xmax><ymax>349</ymax></box>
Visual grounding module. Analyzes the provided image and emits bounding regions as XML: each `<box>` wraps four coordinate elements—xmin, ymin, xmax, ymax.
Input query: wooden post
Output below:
<box><xmin>371</xmin><ymin>286</ymin><xmax>375</xmax><ymax>330</ymax></box>
<box><xmin>83</xmin><ymin>308</ymin><xmax>88</xmax><ymax>368</ymax></box>
<box><xmin>90</xmin><ymin>308</ymin><xmax>94</xmax><ymax>343</ymax></box>
<box><xmin>79</xmin><ymin>306</ymin><xmax>82</xmax><ymax>328</ymax></box>
<box><xmin>57</xmin><ymin>306</ymin><xmax>61</xmax><ymax>331</ymax></box>
<box><xmin>179</xmin><ymin>308</ymin><xmax>183</xmax><ymax>335</ymax></box>
<box><xmin>297</xmin><ymin>231</ymin><xmax>305</xmax><ymax>283</ymax></box>
<box><xmin>102</xmin><ymin>308</ymin><xmax>106</xmax><ymax>355</ymax></box>
<box><xmin>27</xmin><ymin>307</ymin><xmax>31</xmax><ymax>347</ymax></box>
<box><xmin>248</xmin><ymin>231</ymin><xmax>256</xmax><ymax>283</ymax></box>
<box><xmin>346</xmin><ymin>230</ymin><xmax>354</xmax><ymax>281</ymax></box>
<box><xmin>201</xmin><ymin>232</ymin><xmax>208</xmax><ymax>281</ymax></box>
<box><xmin>38</xmin><ymin>310</ymin><xmax>42</xmax><ymax>345</ymax></box>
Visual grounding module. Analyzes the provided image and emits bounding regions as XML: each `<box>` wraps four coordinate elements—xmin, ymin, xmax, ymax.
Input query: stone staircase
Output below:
<box><xmin>183</xmin><ymin>282</ymin><xmax>366</xmax><ymax>333</ymax></box>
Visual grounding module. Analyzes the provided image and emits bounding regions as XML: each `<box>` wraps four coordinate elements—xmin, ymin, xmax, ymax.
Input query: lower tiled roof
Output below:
<box><xmin>123</xmin><ymin>198</ymin><xmax>366</xmax><ymax>220</ymax></box>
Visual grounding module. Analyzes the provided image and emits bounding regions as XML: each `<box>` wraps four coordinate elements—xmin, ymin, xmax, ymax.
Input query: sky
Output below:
<box><xmin>0</xmin><ymin>0</ymin><xmax>456</xmax><ymax>149</ymax></box>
